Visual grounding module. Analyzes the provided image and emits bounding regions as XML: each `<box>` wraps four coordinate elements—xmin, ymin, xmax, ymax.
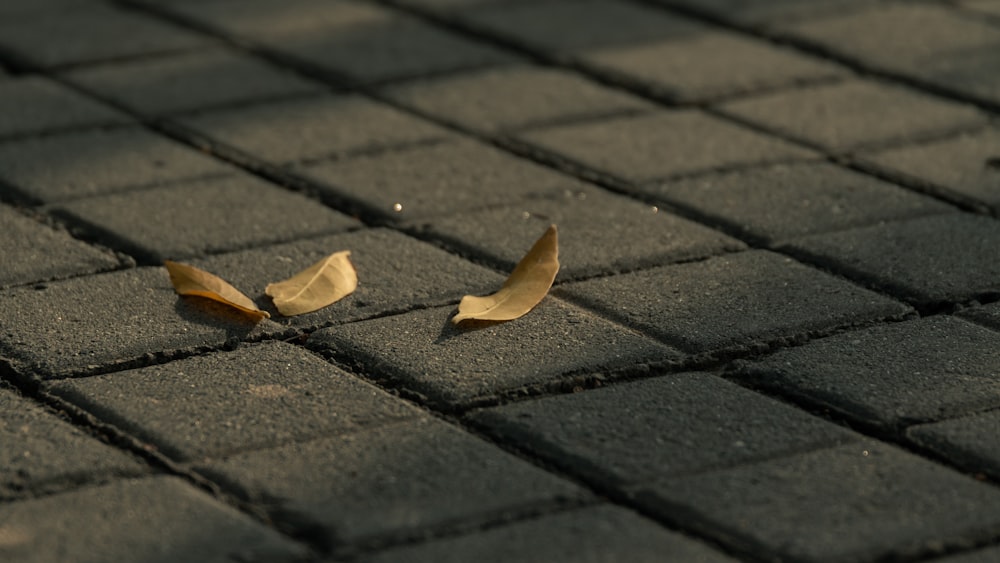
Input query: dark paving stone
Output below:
<box><xmin>166</xmin><ymin>0</ymin><xmax>514</xmax><ymax>84</ymax></box>
<box><xmin>471</xmin><ymin>373</ymin><xmax>856</xmax><ymax>487</ymax></box>
<box><xmin>719</xmin><ymin>78</ymin><xmax>988</xmax><ymax>152</ymax></box>
<box><xmin>50</xmin><ymin>341</ymin><xmax>421</xmax><ymax>462</ymax></box>
<box><xmin>860</xmin><ymin>127</ymin><xmax>1000</xmax><ymax>214</ymax></box>
<box><xmin>196</xmin><ymin>417</ymin><xmax>587</xmax><ymax>545</ymax></box>
<box><xmin>360</xmin><ymin>504</ymin><xmax>737</xmax><ymax>563</ymax></box>
<box><xmin>781</xmin><ymin>213</ymin><xmax>1000</xmax><ymax>307</ymax></box>
<box><xmin>309</xmin><ymin>300</ymin><xmax>679</xmax><ymax>410</ymax></box>
<box><xmin>779</xmin><ymin>3</ymin><xmax>1000</xmax><ymax>107</ymax></box>
<box><xmin>559</xmin><ymin>249</ymin><xmax>910</xmax><ymax>354</ymax></box>
<box><xmin>0</xmin><ymin>388</ymin><xmax>144</xmax><ymax>500</ymax></box>
<box><xmin>583</xmin><ymin>29</ymin><xmax>845</xmax><ymax>103</ymax></box>
<box><xmin>908</xmin><ymin>409</ymin><xmax>1000</xmax><ymax>480</ymax></box>
<box><xmin>638</xmin><ymin>441</ymin><xmax>1000</xmax><ymax>563</ymax></box>
<box><xmin>0</xmin><ymin>0</ymin><xmax>95</xmax><ymax>16</ymax></box>
<box><xmin>517</xmin><ymin>110</ymin><xmax>814</xmax><ymax>184</ymax></box>
<box><xmin>649</xmin><ymin>0</ymin><xmax>868</xmax><ymax>28</ymax></box>
<box><xmin>382</xmin><ymin>64</ymin><xmax>655</xmax><ymax>133</ymax></box>
<box><xmin>933</xmin><ymin>546</ymin><xmax>1000</xmax><ymax>563</ymax></box>
<box><xmin>53</xmin><ymin>173</ymin><xmax>358</xmax><ymax>263</ymax></box>
<box><xmin>184</xmin><ymin>228</ymin><xmax>504</xmax><ymax>328</ymax></box>
<box><xmin>0</xmin><ymin>76</ymin><xmax>130</xmax><ymax>139</ymax></box>
<box><xmin>0</xmin><ymin>126</ymin><xmax>234</xmax><ymax>204</ymax></box>
<box><xmin>410</xmin><ymin>187</ymin><xmax>745</xmax><ymax>280</ymax></box>
<box><xmin>0</xmin><ymin>204</ymin><xmax>121</xmax><ymax>288</ymax></box>
<box><xmin>64</xmin><ymin>47</ymin><xmax>325</xmax><ymax>116</ymax></box>
<box><xmin>958</xmin><ymin>301</ymin><xmax>1000</xmax><ymax>330</ymax></box>
<box><xmin>0</xmin><ymin>5</ymin><xmax>215</xmax><ymax>68</ymax></box>
<box><xmin>643</xmin><ymin>161</ymin><xmax>954</xmax><ymax>245</ymax></box>
<box><xmin>738</xmin><ymin>315</ymin><xmax>1000</xmax><ymax>431</ymax></box>
<box><xmin>175</xmin><ymin>94</ymin><xmax>451</xmax><ymax>166</ymax></box>
<box><xmin>0</xmin><ymin>267</ymin><xmax>286</xmax><ymax>380</ymax></box>
<box><xmin>0</xmin><ymin>476</ymin><xmax>310</xmax><ymax>562</ymax></box>
<box><xmin>297</xmin><ymin>139</ymin><xmax>587</xmax><ymax>222</ymax></box>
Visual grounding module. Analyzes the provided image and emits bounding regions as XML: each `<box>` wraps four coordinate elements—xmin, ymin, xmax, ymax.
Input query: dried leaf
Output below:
<box><xmin>265</xmin><ymin>250</ymin><xmax>357</xmax><ymax>316</ymax></box>
<box><xmin>452</xmin><ymin>224</ymin><xmax>559</xmax><ymax>324</ymax></box>
<box><xmin>164</xmin><ymin>260</ymin><xmax>270</xmax><ymax>321</ymax></box>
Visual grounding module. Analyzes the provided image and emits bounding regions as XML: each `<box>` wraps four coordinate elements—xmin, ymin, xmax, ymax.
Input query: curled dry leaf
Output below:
<box><xmin>164</xmin><ymin>261</ymin><xmax>270</xmax><ymax>321</ymax></box>
<box><xmin>452</xmin><ymin>224</ymin><xmax>559</xmax><ymax>324</ymax></box>
<box><xmin>265</xmin><ymin>250</ymin><xmax>357</xmax><ymax>316</ymax></box>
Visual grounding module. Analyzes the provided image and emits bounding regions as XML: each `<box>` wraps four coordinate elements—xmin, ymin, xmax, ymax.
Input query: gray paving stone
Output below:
<box><xmin>959</xmin><ymin>0</ymin><xmax>1000</xmax><ymax>19</ymax></box>
<box><xmin>719</xmin><ymin>78</ymin><xmax>988</xmax><ymax>152</ymax></box>
<box><xmin>0</xmin><ymin>204</ymin><xmax>121</xmax><ymax>288</ymax></box>
<box><xmin>860</xmin><ymin>127</ymin><xmax>1000</xmax><ymax>214</ymax></box>
<box><xmin>296</xmin><ymin>139</ymin><xmax>588</xmax><ymax>222</ymax></box>
<box><xmin>50</xmin><ymin>341</ymin><xmax>421</xmax><ymax>462</ymax></box>
<box><xmin>648</xmin><ymin>0</ymin><xmax>868</xmax><ymax>28</ymax></box>
<box><xmin>382</xmin><ymin>64</ymin><xmax>655</xmax><ymax>133</ymax></box>
<box><xmin>559</xmin><ymin>249</ymin><xmax>910</xmax><ymax>353</ymax></box>
<box><xmin>309</xmin><ymin>300</ymin><xmax>679</xmax><ymax>410</ymax></box>
<box><xmin>0</xmin><ymin>6</ymin><xmax>214</xmax><ymax>68</ymax></box>
<box><xmin>0</xmin><ymin>388</ymin><xmax>144</xmax><ymax>499</ymax></box>
<box><xmin>738</xmin><ymin>316</ymin><xmax>1000</xmax><ymax>431</ymax></box>
<box><xmin>195</xmin><ymin>417</ymin><xmax>587</xmax><ymax>545</ymax></box>
<box><xmin>64</xmin><ymin>47</ymin><xmax>325</xmax><ymax>116</ymax></box>
<box><xmin>583</xmin><ymin>30</ymin><xmax>845</xmax><ymax>103</ymax></box>
<box><xmin>175</xmin><ymin>94</ymin><xmax>451</xmax><ymax>165</ymax></box>
<box><xmin>0</xmin><ymin>267</ymin><xmax>286</xmax><ymax>380</ymax></box>
<box><xmin>183</xmin><ymin>228</ymin><xmax>504</xmax><ymax>328</ymax></box>
<box><xmin>0</xmin><ymin>76</ymin><xmax>130</xmax><ymax>139</ymax></box>
<box><xmin>410</xmin><ymin>187</ymin><xmax>745</xmax><ymax>280</ymax></box>
<box><xmin>0</xmin><ymin>126</ymin><xmax>234</xmax><ymax>204</ymax></box>
<box><xmin>53</xmin><ymin>173</ymin><xmax>358</xmax><ymax>264</ymax></box>
<box><xmin>0</xmin><ymin>475</ymin><xmax>310</xmax><ymax>563</ymax></box>
<box><xmin>471</xmin><ymin>373</ymin><xmax>856</xmax><ymax>487</ymax></box>
<box><xmin>643</xmin><ymin>161</ymin><xmax>954</xmax><ymax>246</ymax></box>
<box><xmin>781</xmin><ymin>213</ymin><xmax>1000</xmax><ymax>307</ymax></box>
<box><xmin>638</xmin><ymin>441</ymin><xmax>1000</xmax><ymax>563</ymax></box>
<box><xmin>908</xmin><ymin>409</ymin><xmax>1000</xmax><ymax>480</ymax></box>
<box><xmin>958</xmin><ymin>301</ymin><xmax>1000</xmax><ymax>330</ymax></box>
<box><xmin>360</xmin><ymin>504</ymin><xmax>737</xmax><ymax>563</ymax></box>
<box><xmin>517</xmin><ymin>110</ymin><xmax>814</xmax><ymax>184</ymax></box>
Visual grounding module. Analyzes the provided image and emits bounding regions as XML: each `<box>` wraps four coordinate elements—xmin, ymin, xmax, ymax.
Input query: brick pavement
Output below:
<box><xmin>0</xmin><ymin>0</ymin><xmax>998</xmax><ymax>561</ymax></box>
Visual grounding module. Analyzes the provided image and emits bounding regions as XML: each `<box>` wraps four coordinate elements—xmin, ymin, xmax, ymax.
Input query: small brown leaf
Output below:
<box><xmin>265</xmin><ymin>250</ymin><xmax>357</xmax><ymax>316</ymax></box>
<box><xmin>164</xmin><ymin>260</ymin><xmax>270</xmax><ymax>321</ymax></box>
<box><xmin>452</xmin><ymin>224</ymin><xmax>559</xmax><ymax>324</ymax></box>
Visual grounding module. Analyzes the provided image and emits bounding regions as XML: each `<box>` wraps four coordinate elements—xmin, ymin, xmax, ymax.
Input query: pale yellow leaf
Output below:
<box><xmin>164</xmin><ymin>260</ymin><xmax>270</xmax><ymax>321</ymax></box>
<box><xmin>265</xmin><ymin>250</ymin><xmax>357</xmax><ymax>316</ymax></box>
<box><xmin>452</xmin><ymin>224</ymin><xmax>559</xmax><ymax>324</ymax></box>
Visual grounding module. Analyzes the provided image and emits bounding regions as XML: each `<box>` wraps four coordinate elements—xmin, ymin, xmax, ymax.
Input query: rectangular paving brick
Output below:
<box><xmin>737</xmin><ymin>316</ymin><xmax>1000</xmax><ymax>432</ymax></box>
<box><xmin>637</xmin><ymin>441</ymin><xmax>1000</xmax><ymax>563</ymax></box>
<box><xmin>309</xmin><ymin>299</ymin><xmax>679</xmax><ymax>410</ymax></box>
<box><xmin>0</xmin><ymin>76</ymin><xmax>130</xmax><ymax>139</ymax></box>
<box><xmin>559</xmin><ymin>249</ymin><xmax>911</xmax><ymax>354</ymax></box>
<box><xmin>181</xmin><ymin>228</ymin><xmax>504</xmax><ymax>328</ymax></box>
<box><xmin>195</xmin><ymin>417</ymin><xmax>587</xmax><ymax>546</ymax></box>
<box><xmin>859</xmin><ymin>127</ymin><xmax>1000</xmax><ymax>214</ymax></box>
<box><xmin>781</xmin><ymin>213</ymin><xmax>1000</xmax><ymax>308</ymax></box>
<box><xmin>175</xmin><ymin>94</ymin><xmax>452</xmax><ymax>166</ymax></box>
<box><xmin>0</xmin><ymin>125</ymin><xmax>234</xmax><ymax>204</ymax></box>
<box><xmin>517</xmin><ymin>110</ymin><xmax>814</xmax><ymax>184</ymax></box>
<box><xmin>296</xmin><ymin>138</ymin><xmax>588</xmax><ymax>222</ymax></box>
<box><xmin>410</xmin><ymin>187</ymin><xmax>745</xmax><ymax>280</ymax></box>
<box><xmin>53</xmin><ymin>173</ymin><xmax>359</xmax><ymax>264</ymax></box>
<box><xmin>470</xmin><ymin>373</ymin><xmax>856</xmax><ymax>487</ymax></box>
<box><xmin>360</xmin><ymin>504</ymin><xmax>737</xmax><ymax>563</ymax></box>
<box><xmin>50</xmin><ymin>341</ymin><xmax>421</xmax><ymax>462</ymax></box>
<box><xmin>64</xmin><ymin>47</ymin><xmax>325</xmax><ymax>116</ymax></box>
<box><xmin>0</xmin><ymin>267</ymin><xmax>287</xmax><ymax>380</ymax></box>
<box><xmin>0</xmin><ymin>204</ymin><xmax>121</xmax><ymax>288</ymax></box>
<box><xmin>382</xmin><ymin>64</ymin><xmax>655</xmax><ymax>133</ymax></box>
<box><xmin>0</xmin><ymin>5</ymin><xmax>215</xmax><ymax>68</ymax></box>
<box><xmin>908</xmin><ymin>410</ymin><xmax>1000</xmax><ymax>480</ymax></box>
<box><xmin>0</xmin><ymin>388</ymin><xmax>144</xmax><ymax>500</ymax></box>
<box><xmin>718</xmin><ymin>78</ymin><xmax>988</xmax><ymax>152</ymax></box>
<box><xmin>0</xmin><ymin>476</ymin><xmax>310</xmax><ymax>563</ymax></box>
<box><xmin>642</xmin><ymin>161</ymin><xmax>954</xmax><ymax>246</ymax></box>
